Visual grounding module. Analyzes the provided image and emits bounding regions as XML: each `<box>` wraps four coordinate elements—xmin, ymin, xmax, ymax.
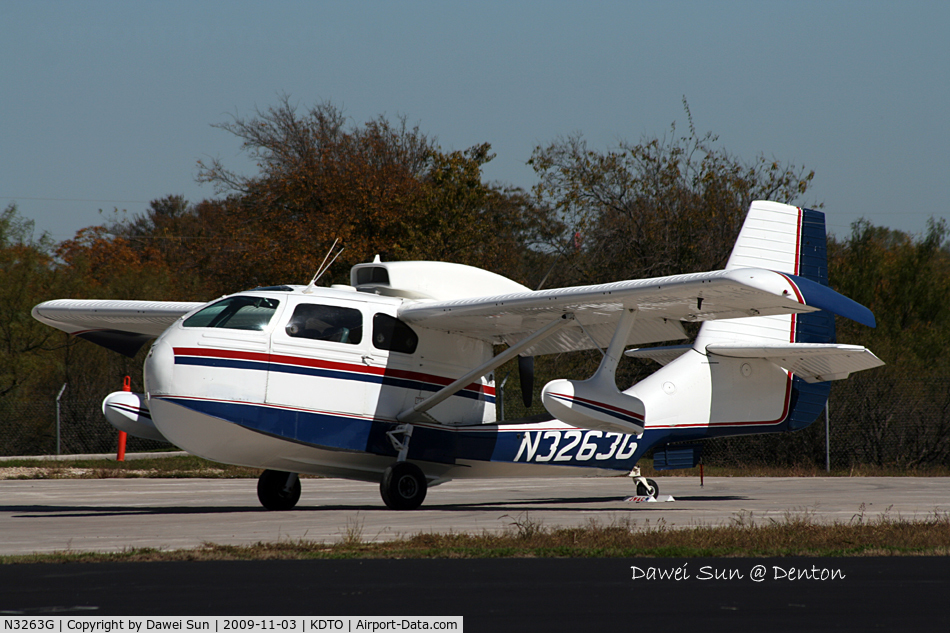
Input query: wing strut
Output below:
<box><xmin>397</xmin><ymin>313</ymin><xmax>576</xmax><ymax>424</ymax></box>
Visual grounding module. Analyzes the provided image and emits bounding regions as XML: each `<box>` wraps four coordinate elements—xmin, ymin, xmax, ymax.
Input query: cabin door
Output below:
<box><xmin>265</xmin><ymin>301</ymin><xmax>371</xmax><ymax>418</ymax></box>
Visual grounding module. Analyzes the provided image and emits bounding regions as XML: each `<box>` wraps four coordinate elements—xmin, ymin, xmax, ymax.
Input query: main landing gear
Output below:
<box><xmin>380</xmin><ymin>461</ymin><xmax>428</xmax><ymax>510</ymax></box>
<box><xmin>257</xmin><ymin>470</ymin><xmax>301</xmax><ymax>511</ymax></box>
<box><xmin>379</xmin><ymin>422</ymin><xmax>428</xmax><ymax>510</ymax></box>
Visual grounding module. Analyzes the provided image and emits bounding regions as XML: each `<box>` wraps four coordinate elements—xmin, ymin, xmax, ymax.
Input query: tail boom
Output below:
<box><xmin>630</xmin><ymin>201</ymin><xmax>881</xmax><ymax>445</ymax></box>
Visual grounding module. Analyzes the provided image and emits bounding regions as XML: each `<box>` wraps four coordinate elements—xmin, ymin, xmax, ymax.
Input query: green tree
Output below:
<box><xmin>803</xmin><ymin>219</ymin><xmax>950</xmax><ymax>468</ymax></box>
<box><xmin>829</xmin><ymin>218</ymin><xmax>950</xmax><ymax>367</ymax></box>
<box><xmin>527</xmin><ymin>101</ymin><xmax>816</xmax><ymax>287</ymax></box>
<box><xmin>0</xmin><ymin>203</ymin><xmax>63</xmax><ymax>400</ymax></box>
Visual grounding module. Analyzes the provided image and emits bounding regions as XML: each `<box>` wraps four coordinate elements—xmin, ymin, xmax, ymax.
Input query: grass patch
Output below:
<box><xmin>0</xmin><ymin>455</ymin><xmax>263</xmax><ymax>479</ymax></box>
<box><xmin>639</xmin><ymin>463</ymin><xmax>950</xmax><ymax>478</ymax></box>
<box><xmin>3</xmin><ymin>455</ymin><xmax>949</xmax><ymax>480</ymax></box>
<box><xmin>3</xmin><ymin>511</ymin><xmax>949</xmax><ymax>564</ymax></box>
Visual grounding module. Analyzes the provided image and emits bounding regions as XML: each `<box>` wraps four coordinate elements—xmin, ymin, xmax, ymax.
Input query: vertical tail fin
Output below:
<box><xmin>628</xmin><ymin>201</ymin><xmax>837</xmax><ymax>439</ymax></box>
<box><xmin>696</xmin><ymin>201</ymin><xmax>835</xmax><ymax>348</ymax></box>
<box><xmin>725</xmin><ymin>200</ymin><xmax>828</xmax><ymax>284</ymax></box>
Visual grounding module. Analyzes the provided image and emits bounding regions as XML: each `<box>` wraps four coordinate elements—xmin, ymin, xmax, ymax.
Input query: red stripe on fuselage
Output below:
<box><xmin>172</xmin><ymin>347</ymin><xmax>496</xmax><ymax>397</ymax></box>
<box><xmin>550</xmin><ymin>392</ymin><xmax>645</xmax><ymax>421</ymax></box>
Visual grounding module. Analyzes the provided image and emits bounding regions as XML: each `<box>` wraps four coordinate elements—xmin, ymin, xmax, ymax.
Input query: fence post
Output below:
<box><xmin>825</xmin><ymin>401</ymin><xmax>831</xmax><ymax>473</ymax></box>
<box><xmin>55</xmin><ymin>383</ymin><xmax>67</xmax><ymax>456</ymax></box>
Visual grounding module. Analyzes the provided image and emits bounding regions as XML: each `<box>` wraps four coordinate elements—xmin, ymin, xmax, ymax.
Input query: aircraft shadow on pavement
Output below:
<box><xmin>668</xmin><ymin>495</ymin><xmax>748</xmax><ymax>502</ymax></box>
<box><xmin>6</xmin><ymin>499</ymin><xmax>633</xmax><ymax>517</ymax></box>
<box><xmin>3</xmin><ymin>493</ymin><xmax>750</xmax><ymax>518</ymax></box>
<box><xmin>5</xmin><ymin>504</ymin><xmax>283</xmax><ymax>518</ymax></box>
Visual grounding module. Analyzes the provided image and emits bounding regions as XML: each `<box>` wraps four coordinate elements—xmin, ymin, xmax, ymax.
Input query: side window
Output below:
<box><xmin>183</xmin><ymin>296</ymin><xmax>279</xmax><ymax>331</ymax></box>
<box><xmin>372</xmin><ymin>313</ymin><xmax>418</xmax><ymax>354</ymax></box>
<box><xmin>285</xmin><ymin>304</ymin><xmax>363</xmax><ymax>345</ymax></box>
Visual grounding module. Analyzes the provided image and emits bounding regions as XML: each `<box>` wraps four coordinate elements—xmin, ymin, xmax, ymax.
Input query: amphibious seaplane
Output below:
<box><xmin>33</xmin><ymin>201</ymin><xmax>883</xmax><ymax>510</ymax></box>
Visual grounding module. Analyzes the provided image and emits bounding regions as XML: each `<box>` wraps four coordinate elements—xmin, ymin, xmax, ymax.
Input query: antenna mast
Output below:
<box><xmin>303</xmin><ymin>238</ymin><xmax>344</xmax><ymax>294</ymax></box>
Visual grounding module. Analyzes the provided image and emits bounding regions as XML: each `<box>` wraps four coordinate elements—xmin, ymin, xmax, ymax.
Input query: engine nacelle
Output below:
<box><xmin>102</xmin><ymin>391</ymin><xmax>169</xmax><ymax>442</ymax></box>
<box><xmin>541</xmin><ymin>378</ymin><xmax>645</xmax><ymax>435</ymax></box>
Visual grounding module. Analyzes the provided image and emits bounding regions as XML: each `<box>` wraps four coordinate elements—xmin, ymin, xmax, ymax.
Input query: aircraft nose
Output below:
<box><xmin>144</xmin><ymin>338</ymin><xmax>175</xmax><ymax>397</ymax></box>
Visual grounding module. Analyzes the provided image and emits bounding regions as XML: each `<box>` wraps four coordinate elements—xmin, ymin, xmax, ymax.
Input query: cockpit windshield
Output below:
<box><xmin>182</xmin><ymin>296</ymin><xmax>280</xmax><ymax>331</ymax></box>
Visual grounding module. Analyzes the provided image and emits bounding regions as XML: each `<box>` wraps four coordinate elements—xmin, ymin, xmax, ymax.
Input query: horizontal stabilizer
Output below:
<box><xmin>705</xmin><ymin>343</ymin><xmax>885</xmax><ymax>383</ymax></box>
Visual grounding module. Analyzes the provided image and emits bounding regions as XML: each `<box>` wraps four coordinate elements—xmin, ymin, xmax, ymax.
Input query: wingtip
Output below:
<box><xmin>786</xmin><ymin>273</ymin><xmax>877</xmax><ymax>328</ymax></box>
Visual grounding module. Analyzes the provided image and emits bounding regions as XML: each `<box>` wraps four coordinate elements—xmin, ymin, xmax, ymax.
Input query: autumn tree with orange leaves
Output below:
<box><xmin>186</xmin><ymin>96</ymin><xmax>539</xmax><ymax>293</ymax></box>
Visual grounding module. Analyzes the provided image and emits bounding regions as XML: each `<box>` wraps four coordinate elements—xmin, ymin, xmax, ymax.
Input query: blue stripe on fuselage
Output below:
<box><xmin>160</xmin><ymin>397</ymin><xmax>639</xmax><ymax>471</ymax></box>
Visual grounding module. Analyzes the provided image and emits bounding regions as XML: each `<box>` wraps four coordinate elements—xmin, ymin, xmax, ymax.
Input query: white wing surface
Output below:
<box><xmin>32</xmin><ymin>299</ymin><xmax>205</xmax><ymax>356</ymax></box>
<box><xmin>32</xmin><ymin>299</ymin><xmax>205</xmax><ymax>336</ymax></box>
<box><xmin>397</xmin><ymin>267</ymin><xmax>872</xmax><ymax>356</ymax></box>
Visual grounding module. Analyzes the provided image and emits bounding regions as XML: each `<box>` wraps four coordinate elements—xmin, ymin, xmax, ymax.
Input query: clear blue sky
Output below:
<box><xmin>2</xmin><ymin>0</ymin><xmax>948</xmax><ymax>242</ymax></box>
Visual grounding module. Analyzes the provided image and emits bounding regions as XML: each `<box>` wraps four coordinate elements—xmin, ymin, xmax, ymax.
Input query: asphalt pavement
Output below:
<box><xmin>1</xmin><ymin>476</ymin><xmax>947</xmax><ymax>554</ymax></box>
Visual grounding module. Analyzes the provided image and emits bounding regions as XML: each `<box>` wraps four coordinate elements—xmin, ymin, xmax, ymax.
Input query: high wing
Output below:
<box><xmin>396</xmin><ymin>267</ymin><xmax>875</xmax><ymax>356</ymax></box>
<box><xmin>32</xmin><ymin>299</ymin><xmax>206</xmax><ymax>357</ymax></box>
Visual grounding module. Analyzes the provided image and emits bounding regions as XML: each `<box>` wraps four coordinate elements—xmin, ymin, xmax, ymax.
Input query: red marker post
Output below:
<box><xmin>117</xmin><ymin>375</ymin><xmax>130</xmax><ymax>462</ymax></box>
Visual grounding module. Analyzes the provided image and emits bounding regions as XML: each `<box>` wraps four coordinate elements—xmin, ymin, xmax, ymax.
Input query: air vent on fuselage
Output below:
<box><xmin>355</xmin><ymin>266</ymin><xmax>390</xmax><ymax>286</ymax></box>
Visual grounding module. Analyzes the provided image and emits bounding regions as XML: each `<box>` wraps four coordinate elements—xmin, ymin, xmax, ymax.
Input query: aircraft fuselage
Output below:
<box><xmin>143</xmin><ymin>285</ymin><xmax>641</xmax><ymax>483</ymax></box>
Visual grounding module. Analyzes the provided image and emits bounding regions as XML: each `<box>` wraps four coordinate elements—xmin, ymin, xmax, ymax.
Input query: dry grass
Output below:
<box><xmin>3</xmin><ymin>510</ymin><xmax>948</xmax><ymax>564</ymax></box>
<box><xmin>0</xmin><ymin>455</ymin><xmax>264</xmax><ymax>479</ymax></box>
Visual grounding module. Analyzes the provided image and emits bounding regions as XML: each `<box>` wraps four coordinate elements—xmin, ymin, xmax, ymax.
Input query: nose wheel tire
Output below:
<box><xmin>257</xmin><ymin>470</ymin><xmax>301</xmax><ymax>511</ymax></box>
<box><xmin>636</xmin><ymin>478</ymin><xmax>659</xmax><ymax>498</ymax></box>
<box><xmin>380</xmin><ymin>462</ymin><xmax>427</xmax><ymax>510</ymax></box>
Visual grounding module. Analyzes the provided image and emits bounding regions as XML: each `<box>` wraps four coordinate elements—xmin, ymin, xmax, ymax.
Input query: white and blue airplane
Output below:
<box><xmin>33</xmin><ymin>201</ymin><xmax>883</xmax><ymax>510</ymax></box>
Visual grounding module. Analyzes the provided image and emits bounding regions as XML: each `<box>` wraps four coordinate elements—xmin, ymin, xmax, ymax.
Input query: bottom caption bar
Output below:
<box><xmin>0</xmin><ymin>617</ymin><xmax>463</xmax><ymax>633</ymax></box>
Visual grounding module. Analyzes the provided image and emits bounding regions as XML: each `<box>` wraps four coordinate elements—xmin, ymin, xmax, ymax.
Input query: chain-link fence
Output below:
<box><xmin>695</xmin><ymin>373</ymin><xmax>950</xmax><ymax>469</ymax></box>
<box><xmin>0</xmin><ymin>398</ymin><xmax>170</xmax><ymax>456</ymax></box>
<box><xmin>2</xmin><ymin>373</ymin><xmax>948</xmax><ymax>467</ymax></box>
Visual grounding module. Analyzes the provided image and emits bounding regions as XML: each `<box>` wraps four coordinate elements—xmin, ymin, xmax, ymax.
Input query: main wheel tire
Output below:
<box><xmin>380</xmin><ymin>462</ymin><xmax>427</xmax><ymax>510</ymax></box>
<box><xmin>636</xmin><ymin>478</ymin><xmax>659</xmax><ymax>497</ymax></box>
<box><xmin>257</xmin><ymin>470</ymin><xmax>301</xmax><ymax>511</ymax></box>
